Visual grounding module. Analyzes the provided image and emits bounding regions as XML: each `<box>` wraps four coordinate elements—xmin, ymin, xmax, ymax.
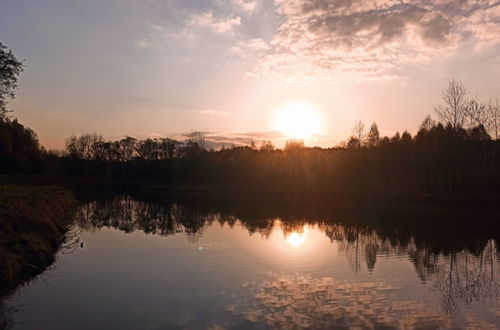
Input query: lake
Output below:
<box><xmin>2</xmin><ymin>194</ymin><xmax>499</xmax><ymax>329</ymax></box>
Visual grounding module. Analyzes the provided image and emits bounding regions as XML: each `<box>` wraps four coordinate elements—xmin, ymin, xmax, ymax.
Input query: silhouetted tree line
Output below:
<box><xmin>37</xmin><ymin>108</ymin><xmax>497</xmax><ymax>194</ymax></box>
<box><xmin>1</xmin><ymin>42</ymin><xmax>499</xmax><ymax>194</ymax></box>
<box><xmin>3</xmin><ymin>103</ymin><xmax>500</xmax><ymax>194</ymax></box>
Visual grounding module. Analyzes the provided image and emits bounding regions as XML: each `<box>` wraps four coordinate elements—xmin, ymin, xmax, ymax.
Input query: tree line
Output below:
<box><xmin>1</xmin><ymin>42</ymin><xmax>499</xmax><ymax>194</ymax></box>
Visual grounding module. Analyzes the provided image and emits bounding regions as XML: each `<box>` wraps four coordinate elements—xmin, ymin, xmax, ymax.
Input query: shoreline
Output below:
<box><xmin>0</xmin><ymin>185</ymin><xmax>76</xmax><ymax>296</ymax></box>
<box><xmin>1</xmin><ymin>174</ymin><xmax>499</xmax><ymax>208</ymax></box>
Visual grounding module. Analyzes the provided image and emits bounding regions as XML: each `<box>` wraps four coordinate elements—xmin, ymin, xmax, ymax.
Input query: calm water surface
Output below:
<box><xmin>2</xmin><ymin>196</ymin><xmax>500</xmax><ymax>329</ymax></box>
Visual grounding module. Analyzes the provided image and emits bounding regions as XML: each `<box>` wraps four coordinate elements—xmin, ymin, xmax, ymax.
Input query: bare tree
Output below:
<box><xmin>352</xmin><ymin>120</ymin><xmax>366</xmax><ymax>146</ymax></box>
<box><xmin>185</xmin><ymin>131</ymin><xmax>208</xmax><ymax>150</ymax></box>
<box><xmin>465</xmin><ymin>98</ymin><xmax>500</xmax><ymax>139</ymax></box>
<box><xmin>486</xmin><ymin>99</ymin><xmax>500</xmax><ymax>140</ymax></box>
<box><xmin>65</xmin><ymin>133</ymin><xmax>103</xmax><ymax>160</ymax></box>
<box><xmin>435</xmin><ymin>79</ymin><xmax>468</xmax><ymax>128</ymax></box>
<box><xmin>465</xmin><ymin>99</ymin><xmax>487</xmax><ymax>128</ymax></box>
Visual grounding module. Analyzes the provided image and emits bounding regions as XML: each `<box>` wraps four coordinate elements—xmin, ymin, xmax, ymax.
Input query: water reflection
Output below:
<box><xmin>3</xmin><ymin>195</ymin><xmax>499</xmax><ymax>329</ymax></box>
<box><xmin>286</xmin><ymin>231</ymin><xmax>306</xmax><ymax>247</ymax></box>
<box><xmin>230</xmin><ymin>274</ymin><xmax>452</xmax><ymax>329</ymax></box>
<box><xmin>231</xmin><ymin>271</ymin><xmax>500</xmax><ymax>329</ymax></box>
<box><xmin>73</xmin><ymin>196</ymin><xmax>500</xmax><ymax>316</ymax></box>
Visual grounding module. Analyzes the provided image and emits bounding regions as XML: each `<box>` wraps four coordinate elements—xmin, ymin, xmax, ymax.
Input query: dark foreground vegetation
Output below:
<box><xmin>0</xmin><ymin>185</ymin><xmax>75</xmax><ymax>293</ymax></box>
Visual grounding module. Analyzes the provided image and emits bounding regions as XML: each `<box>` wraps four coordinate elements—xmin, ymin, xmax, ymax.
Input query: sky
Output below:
<box><xmin>1</xmin><ymin>0</ymin><xmax>499</xmax><ymax>149</ymax></box>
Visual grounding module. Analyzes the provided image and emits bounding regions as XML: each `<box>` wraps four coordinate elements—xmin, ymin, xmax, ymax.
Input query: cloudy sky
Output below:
<box><xmin>1</xmin><ymin>0</ymin><xmax>499</xmax><ymax>148</ymax></box>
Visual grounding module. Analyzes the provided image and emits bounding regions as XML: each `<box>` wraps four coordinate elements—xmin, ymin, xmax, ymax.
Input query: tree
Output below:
<box><xmin>401</xmin><ymin>131</ymin><xmax>412</xmax><ymax>142</ymax></box>
<box><xmin>284</xmin><ymin>139</ymin><xmax>304</xmax><ymax>151</ymax></box>
<box><xmin>435</xmin><ymin>79</ymin><xmax>468</xmax><ymax>129</ymax></box>
<box><xmin>465</xmin><ymin>99</ymin><xmax>488</xmax><ymax>129</ymax></box>
<box><xmin>158</xmin><ymin>138</ymin><xmax>178</xmax><ymax>160</ymax></box>
<box><xmin>420</xmin><ymin>115</ymin><xmax>436</xmax><ymax>132</ymax></box>
<box><xmin>0</xmin><ymin>118</ymin><xmax>42</xmax><ymax>173</ymax></box>
<box><xmin>468</xmin><ymin>125</ymin><xmax>490</xmax><ymax>141</ymax></box>
<box><xmin>391</xmin><ymin>132</ymin><xmax>401</xmax><ymax>143</ymax></box>
<box><xmin>347</xmin><ymin>137</ymin><xmax>361</xmax><ymax>149</ymax></box>
<box><xmin>367</xmin><ymin>123</ymin><xmax>380</xmax><ymax>147</ymax></box>
<box><xmin>464</xmin><ymin>98</ymin><xmax>499</xmax><ymax>140</ymax></box>
<box><xmin>118</xmin><ymin>136</ymin><xmax>137</xmax><ymax>161</ymax></box>
<box><xmin>351</xmin><ymin>120</ymin><xmax>366</xmax><ymax>147</ymax></box>
<box><xmin>259</xmin><ymin>140</ymin><xmax>275</xmax><ymax>152</ymax></box>
<box><xmin>486</xmin><ymin>99</ymin><xmax>499</xmax><ymax>140</ymax></box>
<box><xmin>0</xmin><ymin>42</ymin><xmax>24</xmax><ymax>118</ymax></box>
<box><xmin>184</xmin><ymin>131</ymin><xmax>208</xmax><ymax>150</ymax></box>
<box><xmin>136</xmin><ymin>138</ymin><xmax>159</xmax><ymax>161</ymax></box>
<box><xmin>65</xmin><ymin>133</ymin><xmax>103</xmax><ymax>160</ymax></box>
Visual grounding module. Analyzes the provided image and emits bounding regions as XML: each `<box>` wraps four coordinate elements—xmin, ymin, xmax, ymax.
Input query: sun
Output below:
<box><xmin>274</xmin><ymin>101</ymin><xmax>322</xmax><ymax>139</ymax></box>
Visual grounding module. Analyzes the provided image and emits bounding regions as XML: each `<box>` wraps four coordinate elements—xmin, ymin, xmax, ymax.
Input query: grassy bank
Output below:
<box><xmin>0</xmin><ymin>185</ymin><xmax>76</xmax><ymax>293</ymax></box>
<box><xmin>2</xmin><ymin>175</ymin><xmax>500</xmax><ymax>206</ymax></box>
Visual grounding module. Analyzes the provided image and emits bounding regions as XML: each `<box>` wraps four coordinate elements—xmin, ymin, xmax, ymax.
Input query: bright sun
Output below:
<box><xmin>274</xmin><ymin>101</ymin><xmax>322</xmax><ymax>139</ymax></box>
<box><xmin>286</xmin><ymin>232</ymin><xmax>306</xmax><ymax>247</ymax></box>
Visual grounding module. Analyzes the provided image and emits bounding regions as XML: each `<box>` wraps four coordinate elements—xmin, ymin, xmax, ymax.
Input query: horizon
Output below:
<box><xmin>1</xmin><ymin>0</ymin><xmax>499</xmax><ymax>149</ymax></box>
<box><xmin>1</xmin><ymin>2</ymin><xmax>500</xmax><ymax>328</ymax></box>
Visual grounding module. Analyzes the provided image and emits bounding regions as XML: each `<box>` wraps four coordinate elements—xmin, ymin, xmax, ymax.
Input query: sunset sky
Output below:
<box><xmin>1</xmin><ymin>0</ymin><xmax>499</xmax><ymax>149</ymax></box>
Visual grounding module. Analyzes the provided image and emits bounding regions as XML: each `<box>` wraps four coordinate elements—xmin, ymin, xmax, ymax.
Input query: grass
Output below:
<box><xmin>0</xmin><ymin>185</ymin><xmax>76</xmax><ymax>293</ymax></box>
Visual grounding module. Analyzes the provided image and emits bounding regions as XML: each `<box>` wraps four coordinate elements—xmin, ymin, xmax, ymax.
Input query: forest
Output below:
<box><xmin>1</xmin><ymin>42</ymin><xmax>500</xmax><ymax>195</ymax></box>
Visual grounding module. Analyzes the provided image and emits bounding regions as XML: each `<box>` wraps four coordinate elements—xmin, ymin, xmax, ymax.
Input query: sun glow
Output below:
<box><xmin>274</xmin><ymin>101</ymin><xmax>323</xmax><ymax>139</ymax></box>
<box><xmin>286</xmin><ymin>231</ymin><xmax>306</xmax><ymax>247</ymax></box>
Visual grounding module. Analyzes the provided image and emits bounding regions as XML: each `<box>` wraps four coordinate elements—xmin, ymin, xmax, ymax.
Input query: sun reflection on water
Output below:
<box><xmin>286</xmin><ymin>231</ymin><xmax>306</xmax><ymax>247</ymax></box>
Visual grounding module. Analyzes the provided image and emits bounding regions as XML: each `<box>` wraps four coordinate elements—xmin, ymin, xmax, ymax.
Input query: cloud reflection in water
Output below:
<box><xmin>229</xmin><ymin>273</ymin><xmax>499</xmax><ymax>329</ymax></box>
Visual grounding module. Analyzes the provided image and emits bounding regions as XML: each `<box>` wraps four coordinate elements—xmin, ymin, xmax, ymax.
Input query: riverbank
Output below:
<box><xmin>0</xmin><ymin>185</ymin><xmax>76</xmax><ymax>294</ymax></box>
<box><xmin>1</xmin><ymin>174</ymin><xmax>499</xmax><ymax>209</ymax></box>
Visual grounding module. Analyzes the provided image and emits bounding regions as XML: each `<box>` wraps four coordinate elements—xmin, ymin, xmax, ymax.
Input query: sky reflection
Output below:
<box><xmin>3</xmin><ymin>196</ymin><xmax>499</xmax><ymax>329</ymax></box>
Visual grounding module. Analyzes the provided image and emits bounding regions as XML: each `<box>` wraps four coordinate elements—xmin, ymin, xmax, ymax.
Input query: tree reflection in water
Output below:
<box><xmin>72</xmin><ymin>195</ymin><xmax>500</xmax><ymax>327</ymax></box>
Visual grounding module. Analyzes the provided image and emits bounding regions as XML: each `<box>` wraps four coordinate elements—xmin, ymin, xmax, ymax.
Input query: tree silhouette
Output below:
<box><xmin>0</xmin><ymin>42</ymin><xmax>23</xmax><ymax>118</ymax></box>
<box><xmin>486</xmin><ymin>99</ymin><xmax>500</xmax><ymax>140</ymax></box>
<box><xmin>435</xmin><ymin>79</ymin><xmax>468</xmax><ymax>129</ymax></box>
<box><xmin>367</xmin><ymin>123</ymin><xmax>380</xmax><ymax>147</ymax></box>
<box><xmin>352</xmin><ymin>120</ymin><xmax>366</xmax><ymax>146</ymax></box>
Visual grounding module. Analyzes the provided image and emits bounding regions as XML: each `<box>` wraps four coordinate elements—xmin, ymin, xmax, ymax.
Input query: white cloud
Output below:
<box><xmin>195</xmin><ymin>108</ymin><xmax>231</xmax><ymax>116</ymax></box>
<box><xmin>233</xmin><ymin>0</ymin><xmax>258</xmax><ymax>12</ymax></box>
<box><xmin>251</xmin><ymin>0</ymin><xmax>500</xmax><ymax>82</ymax></box>
<box><xmin>190</xmin><ymin>12</ymin><xmax>241</xmax><ymax>33</ymax></box>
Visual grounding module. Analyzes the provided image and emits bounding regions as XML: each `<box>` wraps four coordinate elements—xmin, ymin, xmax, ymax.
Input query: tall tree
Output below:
<box><xmin>465</xmin><ymin>99</ymin><xmax>488</xmax><ymax>128</ymax></box>
<box><xmin>0</xmin><ymin>42</ymin><xmax>24</xmax><ymax>118</ymax></box>
<box><xmin>486</xmin><ymin>99</ymin><xmax>499</xmax><ymax>140</ymax></box>
<box><xmin>351</xmin><ymin>120</ymin><xmax>366</xmax><ymax>147</ymax></box>
<box><xmin>367</xmin><ymin>123</ymin><xmax>380</xmax><ymax>147</ymax></box>
<box><xmin>435</xmin><ymin>79</ymin><xmax>468</xmax><ymax>129</ymax></box>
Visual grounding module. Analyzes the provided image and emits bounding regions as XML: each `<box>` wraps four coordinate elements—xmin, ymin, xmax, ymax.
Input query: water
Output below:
<box><xmin>2</xmin><ymin>195</ymin><xmax>499</xmax><ymax>329</ymax></box>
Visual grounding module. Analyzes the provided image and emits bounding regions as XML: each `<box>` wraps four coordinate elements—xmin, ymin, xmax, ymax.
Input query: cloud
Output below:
<box><xmin>190</xmin><ymin>12</ymin><xmax>241</xmax><ymax>33</ymax></box>
<box><xmin>233</xmin><ymin>0</ymin><xmax>258</xmax><ymax>12</ymax></box>
<box><xmin>177</xmin><ymin>130</ymin><xmax>286</xmax><ymax>149</ymax></box>
<box><xmin>252</xmin><ymin>0</ymin><xmax>500</xmax><ymax>82</ymax></box>
<box><xmin>194</xmin><ymin>108</ymin><xmax>231</xmax><ymax>116</ymax></box>
<box><xmin>246</xmin><ymin>38</ymin><xmax>270</xmax><ymax>50</ymax></box>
